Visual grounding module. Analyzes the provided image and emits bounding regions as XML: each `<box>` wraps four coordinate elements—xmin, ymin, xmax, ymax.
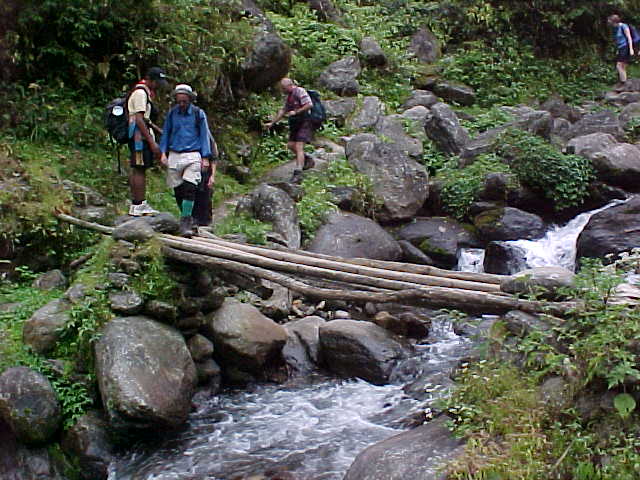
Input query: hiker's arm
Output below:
<box><xmin>625</xmin><ymin>26</ymin><xmax>635</xmax><ymax>54</ymax></box>
<box><xmin>158</xmin><ymin>112</ymin><xmax>172</xmax><ymax>167</ymax></box>
<box><xmin>134</xmin><ymin>112</ymin><xmax>160</xmax><ymax>157</ymax></box>
<box><xmin>199</xmin><ymin>111</ymin><xmax>212</xmax><ymax>160</ymax></box>
<box><xmin>208</xmin><ymin>162</ymin><xmax>217</xmax><ymax>188</ymax></box>
<box><xmin>149</xmin><ymin>121</ymin><xmax>163</xmax><ymax>136</ymax></box>
<box><xmin>264</xmin><ymin>108</ymin><xmax>286</xmax><ymax>129</ymax></box>
<box><xmin>287</xmin><ymin>101</ymin><xmax>312</xmax><ymax>117</ymax></box>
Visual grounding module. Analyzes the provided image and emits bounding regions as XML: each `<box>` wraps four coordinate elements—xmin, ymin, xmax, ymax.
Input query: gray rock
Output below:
<box><xmin>257</xmin><ymin>279</ymin><xmax>292</xmax><ymax>320</ymax></box>
<box><xmin>308</xmin><ymin>0</ymin><xmax>342</xmax><ymax>23</ymax></box>
<box><xmin>62</xmin><ymin>411</ymin><xmax>114</xmax><ymax>480</ymax></box>
<box><xmin>432</xmin><ymin>81</ymin><xmax>475</xmax><ymax>106</ymax></box>
<box><xmin>604</xmin><ymin>91</ymin><xmax>640</xmax><ymax>107</ymax></box>
<box><xmin>504</xmin><ymin>106</ymin><xmax>553</xmax><ymax>139</ymax></box>
<box><xmin>474</xmin><ymin>207</ymin><xmax>545</xmax><ymax>241</ymax></box>
<box><xmin>483</xmin><ymin>241</ymin><xmax>528</xmax><ymax>275</ymax></box>
<box><xmin>539</xmin><ymin>376</ymin><xmax>572</xmax><ymax>410</ymax></box>
<box><xmin>567</xmin><ymin>110</ymin><xmax>624</xmax><ymax>141</ymax></box>
<box><xmin>95</xmin><ymin>316</ymin><xmax>197</xmax><ymax>432</ymax></box>
<box><xmin>459</xmin><ymin>127</ymin><xmax>504</xmax><ymax>164</ymax></box>
<box><xmin>409</xmin><ymin>27</ymin><xmax>441</xmax><ymax>64</ymax></box>
<box><xmin>32</xmin><ymin>269</ymin><xmax>67</xmax><ymax>290</ymax></box>
<box><xmin>144</xmin><ymin>300</ymin><xmax>178</xmax><ymax>323</ymax></box>
<box><xmin>344</xmin><ymin>416</ymin><xmax>463</xmax><ymax>480</ymax></box>
<box><xmin>359</xmin><ymin>36</ymin><xmax>387</xmax><ymax>67</ymax></box>
<box><xmin>577</xmin><ymin>196</ymin><xmax>640</xmax><ymax>261</ymax></box>
<box><xmin>318</xmin><ymin>56</ymin><xmax>361</xmax><ymax>96</ymax></box>
<box><xmin>74</xmin><ymin>205</ymin><xmax>115</xmax><ymax>224</ymax></box>
<box><xmin>0</xmin><ymin>367</ymin><xmax>62</xmax><ymax>445</ymax></box>
<box><xmin>372</xmin><ymin>311</ymin><xmax>430</xmax><ymax>339</ymax></box>
<box><xmin>346</xmin><ymin>133</ymin><xmax>429</xmax><ymax>221</ymax></box>
<box><xmin>283</xmin><ymin>316</ymin><xmax>326</xmax><ymax>374</ymax></box>
<box><xmin>241</xmin><ymin>32</ymin><xmax>291</xmax><ymax>92</ymax></box>
<box><xmin>246</xmin><ymin>183</ymin><xmax>301</xmax><ymax>249</ymax></box>
<box><xmin>107</xmin><ymin>272</ymin><xmax>130</xmax><ymax>289</ymax></box>
<box><xmin>62</xmin><ymin>180</ymin><xmax>108</xmax><ymax>207</ymax></box>
<box><xmin>400</xmin><ymin>106</ymin><xmax>430</xmax><ymax>128</ymax></box>
<box><xmin>319</xmin><ymin>320</ymin><xmax>409</xmax><ymax>385</ymax></box>
<box><xmin>396</xmin><ymin>217</ymin><xmax>479</xmax><ymax>269</ymax></box>
<box><xmin>348</xmin><ymin>96</ymin><xmax>386</xmax><ymax>130</ymax></box>
<box><xmin>501</xmin><ymin>267</ymin><xmax>576</xmax><ymax>299</ymax></box>
<box><xmin>425</xmin><ymin>102</ymin><xmax>470</xmax><ymax>155</ymax></box>
<box><xmin>23</xmin><ymin>298</ymin><xmax>71</xmax><ymax>354</ymax></box>
<box><xmin>401</xmin><ymin>90</ymin><xmax>438</xmax><ymax>110</ymax></box>
<box><xmin>541</xmin><ymin>95</ymin><xmax>581</xmax><ymax>122</ymax></box>
<box><xmin>565</xmin><ymin>132</ymin><xmax>618</xmax><ymax>160</ymax></box>
<box><xmin>109</xmin><ymin>291</ymin><xmax>144</xmax><ymax>315</ymax></box>
<box><xmin>398</xmin><ymin>240</ymin><xmax>435</xmax><ymax>265</ymax></box>
<box><xmin>324</xmin><ymin>98</ymin><xmax>357</xmax><ymax>126</ymax></box>
<box><xmin>503</xmin><ymin>310</ymin><xmax>551</xmax><ymax>338</ymax></box>
<box><xmin>619</xmin><ymin>101</ymin><xmax>640</xmax><ymax>127</ymax></box>
<box><xmin>112</xmin><ymin>218</ymin><xmax>155</xmax><ymax>243</ymax></box>
<box><xmin>375</xmin><ymin>114</ymin><xmax>423</xmax><ymax>158</ymax></box>
<box><xmin>307</xmin><ymin>212</ymin><xmax>402</xmax><ymax>261</ymax></box>
<box><xmin>591</xmin><ymin>143</ymin><xmax>640</xmax><ymax>189</ymax></box>
<box><xmin>65</xmin><ymin>282</ymin><xmax>89</xmax><ymax>304</ymax></box>
<box><xmin>195</xmin><ymin>358</ymin><xmax>222</xmax><ymax>386</ymax></box>
<box><xmin>188</xmin><ymin>334</ymin><xmax>215</xmax><ymax>362</ymax></box>
<box><xmin>202</xmin><ymin>298</ymin><xmax>287</xmax><ymax>375</ymax></box>
<box><xmin>478</xmin><ymin>172</ymin><xmax>516</xmax><ymax>201</ymax></box>
<box><xmin>141</xmin><ymin>212</ymin><xmax>180</xmax><ymax>234</ymax></box>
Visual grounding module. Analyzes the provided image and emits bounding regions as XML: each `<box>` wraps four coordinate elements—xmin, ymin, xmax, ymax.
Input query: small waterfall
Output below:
<box><xmin>456</xmin><ymin>248</ymin><xmax>485</xmax><ymax>273</ymax></box>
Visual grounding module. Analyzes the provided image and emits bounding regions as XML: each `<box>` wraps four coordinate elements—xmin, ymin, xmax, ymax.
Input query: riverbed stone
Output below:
<box><xmin>577</xmin><ymin>196</ymin><xmax>640</xmax><ymax>261</ymax></box>
<box><xmin>144</xmin><ymin>300</ymin><xmax>178</xmax><ymax>323</ymax></box>
<box><xmin>195</xmin><ymin>358</ymin><xmax>222</xmax><ymax>386</ymax></box>
<box><xmin>319</xmin><ymin>320</ymin><xmax>409</xmax><ymax>385</ymax></box>
<box><xmin>0</xmin><ymin>367</ymin><xmax>62</xmax><ymax>445</ymax></box>
<box><xmin>348</xmin><ymin>96</ymin><xmax>386</xmax><ymax>130</ymax></box>
<box><xmin>318</xmin><ymin>56</ymin><xmax>361</xmax><ymax>96</ymax></box>
<box><xmin>283</xmin><ymin>316</ymin><xmax>326</xmax><ymax>374</ymax></box>
<box><xmin>590</xmin><ymin>143</ymin><xmax>640</xmax><ymax>190</ymax></box>
<box><xmin>246</xmin><ymin>183</ymin><xmax>301</xmax><ymax>249</ymax></box>
<box><xmin>503</xmin><ymin>310</ymin><xmax>552</xmax><ymax>338</ymax></box>
<box><xmin>398</xmin><ymin>240</ymin><xmax>435</xmax><ymax>265</ymax></box>
<box><xmin>565</xmin><ymin>132</ymin><xmax>618</xmax><ymax>160</ymax></box>
<box><xmin>619</xmin><ymin>101</ymin><xmax>640</xmax><ymax>127</ymax></box>
<box><xmin>425</xmin><ymin>102</ymin><xmax>470</xmax><ymax>155</ymax></box>
<box><xmin>23</xmin><ymin>298</ymin><xmax>71</xmax><ymax>354</ymax></box>
<box><xmin>32</xmin><ymin>269</ymin><xmax>67</xmax><ymax>290</ymax></box>
<box><xmin>474</xmin><ymin>207</ymin><xmax>545</xmax><ymax>242</ymax></box>
<box><xmin>109</xmin><ymin>291</ymin><xmax>144</xmax><ymax>315</ymax></box>
<box><xmin>307</xmin><ymin>212</ymin><xmax>402</xmax><ymax>261</ymax></box>
<box><xmin>202</xmin><ymin>298</ymin><xmax>287</xmax><ymax>375</ymax></box>
<box><xmin>188</xmin><ymin>334</ymin><xmax>215</xmax><ymax>362</ymax></box>
<box><xmin>501</xmin><ymin>267</ymin><xmax>576</xmax><ymax>299</ymax></box>
<box><xmin>372</xmin><ymin>311</ymin><xmax>430</xmax><ymax>339</ymax></box>
<box><xmin>95</xmin><ymin>316</ymin><xmax>197</xmax><ymax>432</ymax></box>
<box><xmin>483</xmin><ymin>241</ymin><xmax>528</xmax><ymax>275</ymax></box>
<box><xmin>112</xmin><ymin>218</ymin><xmax>155</xmax><ymax>243</ymax></box>
<box><xmin>344</xmin><ymin>416</ymin><xmax>463</xmax><ymax>480</ymax></box>
<box><xmin>62</xmin><ymin>411</ymin><xmax>115</xmax><ymax>480</ymax></box>
<box><xmin>346</xmin><ymin>133</ymin><xmax>429</xmax><ymax>221</ymax></box>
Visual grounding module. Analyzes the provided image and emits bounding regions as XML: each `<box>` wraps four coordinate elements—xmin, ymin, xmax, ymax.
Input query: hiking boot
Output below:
<box><xmin>290</xmin><ymin>169</ymin><xmax>303</xmax><ymax>184</ymax></box>
<box><xmin>179</xmin><ymin>216</ymin><xmax>195</xmax><ymax>238</ymax></box>
<box><xmin>130</xmin><ymin>200</ymin><xmax>158</xmax><ymax>216</ymax></box>
<box><xmin>303</xmin><ymin>154</ymin><xmax>315</xmax><ymax>170</ymax></box>
<box><xmin>128</xmin><ymin>203</ymin><xmax>141</xmax><ymax>216</ymax></box>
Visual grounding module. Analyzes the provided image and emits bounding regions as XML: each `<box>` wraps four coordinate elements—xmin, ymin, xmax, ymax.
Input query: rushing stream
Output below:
<box><xmin>109</xmin><ymin>318</ymin><xmax>473</xmax><ymax>480</ymax></box>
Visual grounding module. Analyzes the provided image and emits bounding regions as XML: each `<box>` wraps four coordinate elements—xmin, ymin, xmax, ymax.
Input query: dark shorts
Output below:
<box><xmin>288</xmin><ymin>117</ymin><xmax>314</xmax><ymax>143</ymax></box>
<box><xmin>128</xmin><ymin>139</ymin><xmax>154</xmax><ymax>169</ymax></box>
<box><xmin>617</xmin><ymin>46</ymin><xmax>631</xmax><ymax>63</ymax></box>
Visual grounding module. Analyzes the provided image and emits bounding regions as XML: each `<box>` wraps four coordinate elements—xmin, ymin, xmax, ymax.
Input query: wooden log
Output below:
<box><xmin>163</xmin><ymin>247</ymin><xmax>579</xmax><ymax>315</ymax></box>
<box><xmin>55</xmin><ymin>212</ymin><xmax>114</xmax><ymax>234</ymax></box>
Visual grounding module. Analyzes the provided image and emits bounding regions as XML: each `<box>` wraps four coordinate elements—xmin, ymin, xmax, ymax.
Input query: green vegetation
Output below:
<box><xmin>214</xmin><ymin>213</ymin><xmax>273</xmax><ymax>245</ymax></box>
<box><xmin>444</xmin><ymin>258</ymin><xmax>640</xmax><ymax>479</ymax></box>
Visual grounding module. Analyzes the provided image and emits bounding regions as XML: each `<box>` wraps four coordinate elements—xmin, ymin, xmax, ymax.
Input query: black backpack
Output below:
<box><xmin>104</xmin><ymin>85</ymin><xmax>149</xmax><ymax>145</ymax></box>
<box><xmin>307</xmin><ymin>90</ymin><xmax>327</xmax><ymax>129</ymax></box>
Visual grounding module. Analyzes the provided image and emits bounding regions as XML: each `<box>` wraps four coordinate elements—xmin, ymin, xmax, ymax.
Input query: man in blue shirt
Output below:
<box><xmin>160</xmin><ymin>84</ymin><xmax>217</xmax><ymax>237</ymax></box>
<box><xmin>608</xmin><ymin>14</ymin><xmax>635</xmax><ymax>90</ymax></box>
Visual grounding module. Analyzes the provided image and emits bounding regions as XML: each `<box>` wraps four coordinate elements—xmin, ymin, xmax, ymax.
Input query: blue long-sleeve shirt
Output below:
<box><xmin>160</xmin><ymin>104</ymin><xmax>212</xmax><ymax>158</ymax></box>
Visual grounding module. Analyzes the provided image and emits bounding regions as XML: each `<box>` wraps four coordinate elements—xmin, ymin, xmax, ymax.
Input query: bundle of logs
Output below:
<box><xmin>56</xmin><ymin>213</ymin><xmax>579</xmax><ymax>315</ymax></box>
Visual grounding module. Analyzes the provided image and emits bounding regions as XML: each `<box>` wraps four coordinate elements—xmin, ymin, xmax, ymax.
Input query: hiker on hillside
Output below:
<box><xmin>608</xmin><ymin>14</ymin><xmax>635</xmax><ymax>90</ymax></box>
<box><xmin>159</xmin><ymin>84</ymin><xmax>217</xmax><ymax>237</ymax></box>
<box><xmin>264</xmin><ymin>78</ymin><xmax>315</xmax><ymax>183</ymax></box>
<box><xmin>127</xmin><ymin>66</ymin><xmax>168</xmax><ymax>216</ymax></box>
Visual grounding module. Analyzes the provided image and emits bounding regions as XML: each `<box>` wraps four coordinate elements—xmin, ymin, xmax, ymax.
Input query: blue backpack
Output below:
<box><xmin>307</xmin><ymin>90</ymin><xmax>326</xmax><ymax>129</ymax></box>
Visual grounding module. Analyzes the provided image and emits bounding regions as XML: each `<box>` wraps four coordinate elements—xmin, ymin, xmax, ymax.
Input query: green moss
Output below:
<box><xmin>417</xmin><ymin>239</ymin><xmax>449</xmax><ymax>258</ymax></box>
<box><xmin>473</xmin><ymin>208</ymin><xmax>504</xmax><ymax>228</ymax></box>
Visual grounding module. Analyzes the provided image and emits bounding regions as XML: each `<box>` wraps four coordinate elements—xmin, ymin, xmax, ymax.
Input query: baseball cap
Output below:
<box><xmin>146</xmin><ymin>67</ymin><xmax>169</xmax><ymax>87</ymax></box>
<box><xmin>173</xmin><ymin>83</ymin><xmax>197</xmax><ymax>99</ymax></box>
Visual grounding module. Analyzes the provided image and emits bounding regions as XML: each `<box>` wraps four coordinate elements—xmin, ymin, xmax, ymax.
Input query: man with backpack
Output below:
<box><xmin>264</xmin><ymin>78</ymin><xmax>317</xmax><ymax>183</ymax></box>
<box><xmin>607</xmin><ymin>14</ymin><xmax>636</xmax><ymax>90</ymax></box>
<box><xmin>127</xmin><ymin>66</ymin><xmax>168</xmax><ymax>216</ymax></box>
<box><xmin>159</xmin><ymin>84</ymin><xmax>217</xmax><ymax>238</ymax></box>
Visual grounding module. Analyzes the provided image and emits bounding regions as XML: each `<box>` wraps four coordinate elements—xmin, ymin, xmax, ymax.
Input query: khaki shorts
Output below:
<box><xmin>166</xmin><ymin>151</ymin><xmax>202</xmax><ymax>188</ymax></box>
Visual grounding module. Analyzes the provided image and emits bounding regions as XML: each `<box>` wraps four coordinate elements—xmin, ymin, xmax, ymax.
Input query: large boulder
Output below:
<box><xmin>324</xmin><ymin>98</ymin><xmax>357</xmax><ymax>126</ymax></box>
<box><xmin>32</xmin><ymin>269</ymin><xmax>67</xmax><ymax>290</ymax></box>
<box><xmin>409</xmin><ymin>27</ymin><xmax>441</xmax><ymax>63</ymax></box>
<box><xmin>348</xmin><ymin>96</ymin><xmax>386</xmax><ymax>130</ymax></box>
<box><xmin>604</xmin><ymin>91</ymin><xmax>640</xmax><ymax>107</ymax></box>
<box><xmin>95</xmin><ymin>316</ymin><xmax>197</xmax><ymax>432</ymax></box>
<box><xmin>202</xmin><ymin>298</ymin><xmax>287</xmax><ymax>374</ymax></box>
<box><xmin>308</xmin><ymin>212</ymin><xmax>403</xmax><ymax>261</ymax></box>
<box><xmin>459</xmin><ymin>127</ymin><xmax>504</xmax><ymax>164</ymax></box>
<box><xmin>374</xmin><ymin>114</ymin><xmax>423</xmax><ymax>158</ymax></box>
<box><xmin>540</xmin><ymin>95</ymin><xmax>581</xmax><ymax>122</ymax></box>
<box><xmin>346</xmin><ymin>133</ymin><xmax>429</xmax><ymax>221</ymax></box>
<box><xmin>619</xmin><ymin>102</ymin><xmax>640</xmax><ymax>127</ymax></box>
<box><xmin>483</xmin><ymin>241</ymin><xmax>528</xmax><ymax>275</ymax></box>
<box><xmin>401</xmin><ymin>90</ymin><xmax>438</xmax><ymax>110</ymax></box>
<box><xmin>240</xmin><ymin>32</ymin><xmax>291</xmax><ymax>92</ymax></box>
<box><xmin>318</xmin><ymin>56</ymin><xmax>361</xmax><ymax>96</ymax></box>
<box><xmin>474</xmin><ymin>207</ymin><xmax>545</xmax><ymax>242</ymax></box>
<box><xmin>23</xmin><ymin>298</ymin><xmax>71</xmax><ymax>354</ymax></box>
<box><xmin>501</xmin><ymin>267</ymin><xmax>575</xmax><ymax>299</ymax></box>
<box><xmin>425</xmin><ymin>102</ymin><xmax>470</xmax><ymax>155</ymax></box>
<box><xmin>396</xmin><ymin>217</ymin><xmax>479</xmax><ymax>269</ymax></box>
<box><xmin>577</xmin><ymin>196</ymin><xmax>640</xmax><ymax>261</ymax></box>
<box><xmin>359</xmin><ymin>36</ymin><xmax>387</xmax><ymax>67</ymax></box>
<box><xmin>565</xmin><ymin>132</ymin><xmax>618</xmax><ymax>160</ymax></box>
<box><xmin>432</xmin><ymin>81</ymin><xmax>475</xmax><ymax>106</ymax></box>
<box><xmin>112</xmin><ymin>218</ymin><xmax>155</xmax><ymax>243</ymax></box>
<box><xmin>566</xmin><ymin>110</ymin><xmax>624</xmax><ymax>141</ymax></box>
<box><xmin>344</xmin><ymin>416</ymin><xmax>463</xmax><ymax>480</ymax></box>
<box><xmin>246</xmin><ymin>183</ymin><xmax>301</xmax><ymax>249</ymax></box>
<box><xmin>283</xmin><ymin>316</ymin><xmax>326</xmax><ymax>375</ymax></box>
<box><xmin>62</xmin><ymin>411</ymin><xmax>115</xmax><ymax>480</ymax></box>
<box><xmin>501</xmin><ymin>105</ymin><xmax>553</xmax><ymax>139</ymax></box>
<box><xmin>319</xmin><ymin>320</ymin><xmax>409</xmax><ymax>385</ymax></box>
<box><xmin>590</xmin><ymin>143</ymin><xmax>640</xmax><ymax>190</ymax></box>
<box><xmin>0</xmin><ymin>367</ymin><xmax>61</xmax><ymax>445</ymax></box>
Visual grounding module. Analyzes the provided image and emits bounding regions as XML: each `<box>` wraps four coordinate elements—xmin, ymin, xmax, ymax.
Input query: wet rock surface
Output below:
<box><xmin>23</xmin><ymin>298</ymin><xmax>71</xmax><ymax>354</ymax></box>
<box><xmin>474</xmin><ymin>207</ymin><xmax>545</xmax><ymax>242</ymax></box>
<box><xmin>62</xmin><ymin>411</ymin><xmax>115</xmax><ymax>480</ymax></box>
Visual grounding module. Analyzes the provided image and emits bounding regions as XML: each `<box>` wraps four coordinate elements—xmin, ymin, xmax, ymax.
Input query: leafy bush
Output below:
<box><xmin>214</xmin><ymin>213</ymin><xmax>272</xmax><ymax>245</ymax></box>
<box><xmin>496</xmin><ymin>129</ymin><xmax>594</xmax><ymax>211</ymax></box>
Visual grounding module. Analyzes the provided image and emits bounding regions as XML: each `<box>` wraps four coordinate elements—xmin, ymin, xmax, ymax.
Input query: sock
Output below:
<box><xmin>181</xmin><ymin>199</ymin><xmax>194</xmax><ymax>217</ymax></box>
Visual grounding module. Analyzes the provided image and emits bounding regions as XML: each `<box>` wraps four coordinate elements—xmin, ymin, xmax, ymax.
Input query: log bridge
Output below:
<box><xmin>56</xmin><ymin>213</ymin><xmax>579</xmax><ymax>316</ymax></box>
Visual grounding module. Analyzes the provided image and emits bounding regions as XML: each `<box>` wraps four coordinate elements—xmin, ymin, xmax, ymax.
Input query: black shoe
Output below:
<box><xmin>290</xmin><ymin>169</ymin><xmax>303</xmax><ymax>184</ymax></box>
<box><xmin>303</xmin><ymin>154</ymin><xmax>315</xmax><ymax>170</ymax></box>
<box><xmin>179</xmin><ymin>216</ymin><xmax>195</xmax><ymax>238</ymax></box>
